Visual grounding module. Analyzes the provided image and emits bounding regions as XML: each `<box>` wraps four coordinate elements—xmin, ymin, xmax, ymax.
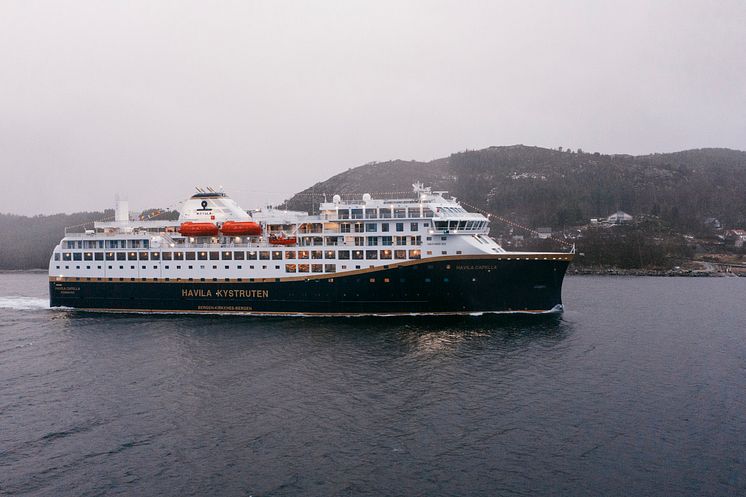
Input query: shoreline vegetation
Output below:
<box><xmin>3</xmin><ymin>146</ymin><xmax>746</xmax><ymax>273</ymax></box>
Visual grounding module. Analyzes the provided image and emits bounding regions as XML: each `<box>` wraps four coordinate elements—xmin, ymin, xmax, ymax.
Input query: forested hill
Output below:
<box><xmin>0</xmin><ymin>209</ymin><xmax>177</xmax><ymax>270</ymax></box>
<box><xmin>281</xmin><ymin>146</ymin><xmax>746</xmax><ymax>232</ymax></box>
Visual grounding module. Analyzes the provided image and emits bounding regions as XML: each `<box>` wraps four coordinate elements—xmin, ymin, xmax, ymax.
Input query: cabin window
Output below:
<box><xmin>394</xmin><ymin>250</ymin><xmax>407</xmax><ymax>259</ymax></box>
<box><xmin>411</xmin><ymin>236</ymin><xmax>422</xmax><ymax>245</ymax></box>
<box><xmin>311</xmin><ymin>250</ymin><xmax>323</xmax><ymax>259</ymax></box>
<box><xmin>410</xmin><ymin>222</ymin><xmax>418</xmax><ymax>231</ymax></box>
<box><xmin>54</xmin><ymin>253</ymin><xmax>60</xmax><ymax>261</ymax></box>
<box><xmin>259</xmin><ymin>251</ymin><xmax>270</xmax><ymax>260</ymax></box>
<box><xmin>298</xmin><ymin>264</ymin><xmax>309</xmax><ymax>273</ymax></box>
<box><xmin>325</xmin><ymin>264</ymin><xmax>336</xmax><ymax>273</ymax></box>
<box><xmin>222</xmin><ymin>251</ymin><xmax>233</xmax><ymax>260</ymax></box>
<box><xmin>139</xmin><ymin>252</ymin><xmax>149</xmax><ymax>260</ymax></box>
<box><xmin>396</xmin><ymin>223</ymin><xmax>404</xmax><ymax>232</ymax></box>
<box><xmin>150</xmin><ymin>252</ymin><xmax>160</xmax><ymax>260</ymax></box>
<box><xmin>366</xmin><ymin>223</ymin><xmax>376</xmax><ymax>232</ymax></box>
<box><xmin>379</xmin><ymin>208</ymin><xmax>392</xmax><ymax>219</ymax></box>
<box><xmin>380</xmin><ymin>249</ymin><xmax>392</xmax><ymax>260</ymax></box>
<box><xmin>354</xmin><ymin>222</ymin><xmax>364</xmax><ymax>233</ymax></box>
<box><xmin>381</xmin><ymin>223</ymin><xmax>389</xmax><ymax>232</ymax></box>
<box><xmin>94</xmin><ymin>252</ymin><xmax>104</xmax><ymax>261</ymax></box>
<box><xmin>325</xmin><ymin>250</ymin><xmax>335</xmax><ymax>259</ymax></box>
<box><xmin>198</xmin><ymin>252</ymin><xmax>208</xmax><ymax>260</ymax></box>
<box><xmin>272</xmin><ymin>251</ymin><xmax>283</xmax><ymax>260</ymax></box>
<box><xmin>298</xmin><ymin>251</ymin><xmax>309</xmax><ymax>259</ymax></box>
<box><xmin>162</xmin><ymin>252</ymin><xmax>172</xmax><ymax>261</ymax></box>
<box><xmin>105</xmin><ymin>252</ymin><xmax>114</xmax><ymax>261</ymax></box>
<box><xmin>209</xmin><ymin>251</ymin><xmax>219</xmax><ymax>260</ymax></box>
<box><xmin>234</xmin><ymin>251</ymin><xmax>245</xmax><ymax>260</ymax></box>
<box><xmin>407</xmin><ymin>208</ymin><xmax>421</xmax><ymax>218</ymax></box>
<box><xmin>185</xmin><ymin>252</ymin><xmax>195</xmax><ymax>260</ymax></box>
<box><xmin>285</xmin><ymin>264</ymin><xmax>297</xmax><ymax>273</ymax></box>
<box><xmin>352</xmin><ymin>250</ymin><xmax>363</xmax><ymax>260</ymax></box>
<box><xmin>394</xmin><ymin>208</ymin><xmax>406</xmax><ymax>218</ymax></box>
<box><xmin>395</xmin><ymin>236</ymin><xmax>407</xmax><ymax>246</ymax></box>
<box><xmin>338</xmin><ymin>250</ymin><xmax>350</xmax><ymax>260</ymax></box>
<box><xmin>365</xmin><ymin>250</ymin><xmax>378</xmax><ymax>260</ymax></box>
<box><xmin>409</xmin><ymin>250</ymin><xmax>421</xmax><ymax>259</ymax></box>
<box><xmin>62</xmin><ymin>253</ymin><xmax>72</xmax><ymax>261</ymax></box>
<box><xmin>285</xmin><ymin>251</ymin><xmax>296</xmax><ymax>259</ymax></box>
<box><xmin>247</xmin><ymin>251</ymin><xmax>257</xmax><ymax>260</ymax></box>
<box><xmin>84</xmin><ymin>252</ymin><xmax>93</xmax><ymax>261</ymax></box>
<box><xmin>367</xmin><ymin>236</ymin><xmax>378</xmax><ymax>246</ymax></box>
<box><xmin>365</xmin><ymin>208</ymin><xmax>377</xmax><ymax>219</ymax></box>
<box><xmin>351</xmin><ymin>209</ymin><xmax>363</xmax><ymax>219</ymax></box>
<box><xmin>340</xmin><ymin>223</ymin><xmax>351</xmax><ymax>233</ymax></box>
<box><xmin>312</xmin><ymin>264</ymin><xmax>323</xmax><ymax>273</ymax></box>
<box><xmin>73</xmin><ymin>253</ymin><xmax>82</xmax><ymax>261</ymax></box>
<box><xmin>354</xmin><ymin>236</ymin><xmax>364</xmax><ymax>246</ymax></box>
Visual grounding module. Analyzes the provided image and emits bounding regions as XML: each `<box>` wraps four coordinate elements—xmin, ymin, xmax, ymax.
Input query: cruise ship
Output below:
<box><xmin>49</xmin><ymin>184</ymin><xmax>573</xmax><ymax>316</ymax></box>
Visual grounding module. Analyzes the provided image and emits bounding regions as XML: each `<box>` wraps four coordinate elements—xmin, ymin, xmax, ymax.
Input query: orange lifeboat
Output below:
<box><xmin>221</xmin><ymin>221</ymin><xmax>262</xmax><ymax>236</ymax></box>
<box><xmin>178</xmin><ymin>222</ymin><xmax>219</xmax><ymax>236</ymax></box>
<box><xmin>269</xmin><ymin>233</ymin><xmax>297</xmax><ymax>246</ymax></box>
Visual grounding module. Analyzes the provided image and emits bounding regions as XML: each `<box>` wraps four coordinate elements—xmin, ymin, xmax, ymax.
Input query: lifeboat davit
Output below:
<box><xmin>269</xmin><ymin>233</ymin><xmax>297</xmax><ymax>246</ymax></box>
<box><xmin>221</xmin><ymin>221</ymin><xmax>262</xmax><ymax>236</ymax></box>
<box><xmin>178</xmin><ymin>222</ymin><xmax>219</xmax><ymax>237</ymax></box>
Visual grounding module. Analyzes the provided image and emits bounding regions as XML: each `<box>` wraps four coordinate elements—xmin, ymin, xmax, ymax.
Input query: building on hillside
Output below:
<box><xmin>704</xmin><ymin>217</ymin><xmax>721</xmax><ymax>230</ymax></box>
<box><xmin>606</xmin><ymin>211</ymin><xmax>633</xmax><ymax>224</ymax></box>
<box><xmin>724</xmin><ymin>229</ymin><xmax>746</xmax><ymax>248</ymax></box>
<box><xmin>536</xmin><ymin>227</ymin><xmax>552</xmax><ymax>239</ymax></box>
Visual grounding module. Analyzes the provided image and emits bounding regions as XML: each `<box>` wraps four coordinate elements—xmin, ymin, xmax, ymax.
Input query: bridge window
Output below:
<box><xmin>365</xmin><ymin>208</ymin><xmax>377</xmax><ymax>219</ymax></box>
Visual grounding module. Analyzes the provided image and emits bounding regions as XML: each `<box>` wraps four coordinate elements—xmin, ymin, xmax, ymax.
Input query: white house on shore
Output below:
<box><xmin>606</xmin><ymin>211</ymin><xmax>633</xmax><ymax>224</ymax></box>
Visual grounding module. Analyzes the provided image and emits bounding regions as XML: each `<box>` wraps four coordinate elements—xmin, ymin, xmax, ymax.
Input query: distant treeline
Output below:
<box><xmin>0</xmin><ymin>208</ymin><xmax>177</xmax><ymax>270</ymax></box>
<box><xmin>4</xmin><ymin>145</ymin><xmax>746</xmax><ymax>269</ymax></box>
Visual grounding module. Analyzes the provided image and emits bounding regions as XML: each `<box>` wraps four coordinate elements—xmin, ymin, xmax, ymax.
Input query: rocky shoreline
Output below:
<box><xmin>568</xmin><ymin>267</ymin><xmax>744</xmax><ymax>277</ymax></box>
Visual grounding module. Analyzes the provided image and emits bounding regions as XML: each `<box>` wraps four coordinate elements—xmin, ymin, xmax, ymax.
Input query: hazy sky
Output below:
<box><xmin>1</xmin><ymin>0</ymin><xmax>745</xmax><ymax>215</ymax></box>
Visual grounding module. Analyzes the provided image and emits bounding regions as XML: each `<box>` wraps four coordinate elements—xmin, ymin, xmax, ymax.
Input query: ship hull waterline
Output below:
<box><xmin>49</xmin><ymin>256</ymin><xmax>571</xmax><ymax>316</ymax></box>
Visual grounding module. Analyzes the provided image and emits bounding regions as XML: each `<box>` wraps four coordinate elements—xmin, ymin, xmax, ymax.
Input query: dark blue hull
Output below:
<box><xmin>49</xmin><ymin>255</ymin><xmax>571</xmax><ymax>315</ymax></box>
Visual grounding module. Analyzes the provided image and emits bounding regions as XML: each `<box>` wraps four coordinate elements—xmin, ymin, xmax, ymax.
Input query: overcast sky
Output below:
<box><xmin>1</xmin><ymin>0</ymin><xmax>745</xmax><ymax>215</ymax></box>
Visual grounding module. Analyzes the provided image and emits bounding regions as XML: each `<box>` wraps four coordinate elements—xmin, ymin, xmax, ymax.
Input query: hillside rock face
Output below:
<box><xmin>282</xmin><ymin>145</ymin><xmax>746</xmax><ymax>232</ymax></box>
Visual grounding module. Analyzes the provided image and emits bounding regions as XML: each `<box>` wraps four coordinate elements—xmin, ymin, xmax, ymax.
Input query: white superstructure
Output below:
<box><xmin>49</xmin><ymin>184</ymin><xmax>516</xmax><ymax>283</ymax></box>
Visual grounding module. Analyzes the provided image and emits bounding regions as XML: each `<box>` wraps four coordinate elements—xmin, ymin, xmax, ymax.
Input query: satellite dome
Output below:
<box><xmin>333</xmin><ymin>194</ymin><xmax>342</xmax><ymax>204</ymax></box>
<box><xmin>362</xmin><ymin>193</ymin><xmax>372</xmax><ymax>202</ymax></box>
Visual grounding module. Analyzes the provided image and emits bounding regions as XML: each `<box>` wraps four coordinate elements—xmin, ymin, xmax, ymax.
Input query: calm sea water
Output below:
<box><xmin>0</xmin><ymin>272</ymin><xmax>744</xmax><ymax>497</ymax></box>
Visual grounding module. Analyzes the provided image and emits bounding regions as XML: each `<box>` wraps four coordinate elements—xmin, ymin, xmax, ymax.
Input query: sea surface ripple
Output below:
<box><xmin>0</xmin><ymin>272</ymin><xmax>745</xmax><ymax>496</ymax></box>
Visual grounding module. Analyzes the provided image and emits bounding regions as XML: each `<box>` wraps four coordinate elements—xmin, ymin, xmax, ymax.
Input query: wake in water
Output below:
<box><xmin>0</xmin><ymin>296</ymin><xmax>50</xmax><ymax>310</ymax></box>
